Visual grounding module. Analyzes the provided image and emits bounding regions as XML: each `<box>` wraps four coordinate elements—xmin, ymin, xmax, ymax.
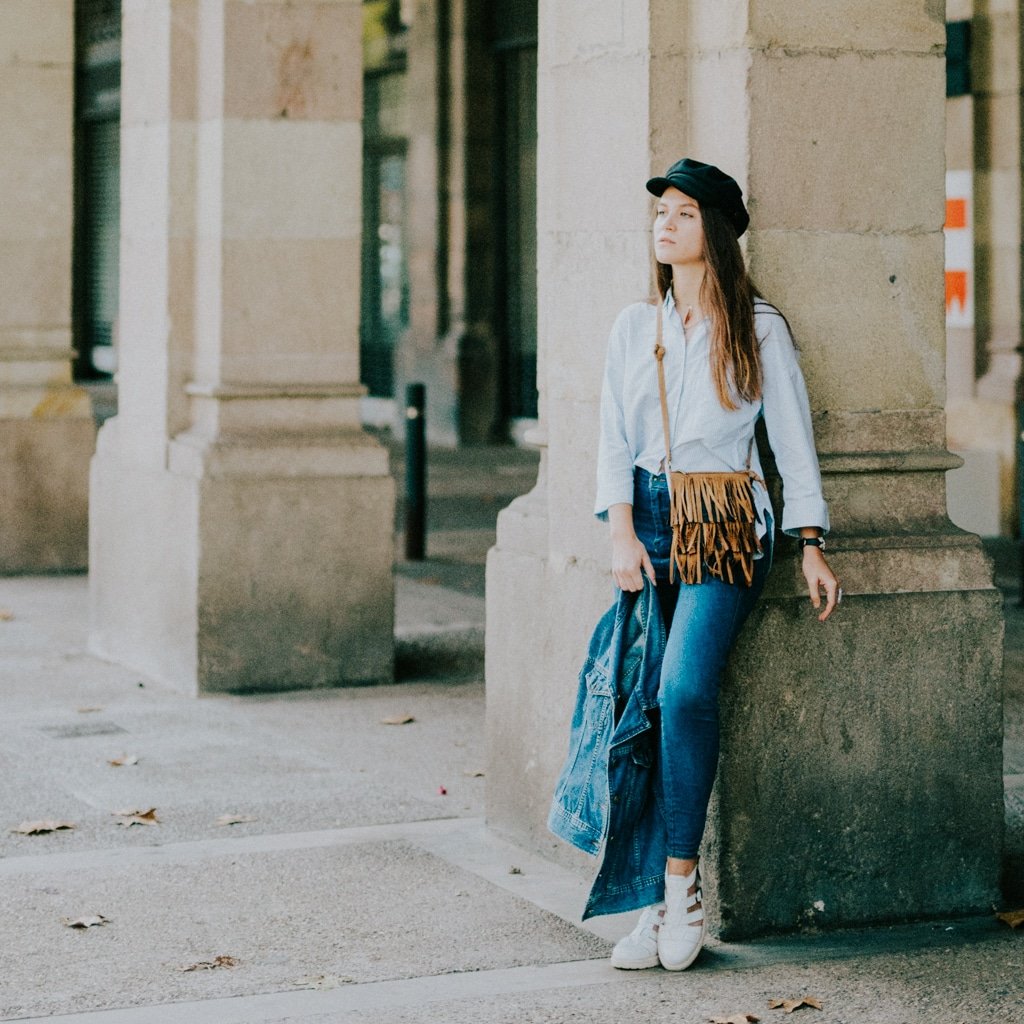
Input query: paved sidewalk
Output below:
<box><xmin>0</xmin><ymin>445</ymin><xmax>1022</xmax><ymax>1023</ymax></box>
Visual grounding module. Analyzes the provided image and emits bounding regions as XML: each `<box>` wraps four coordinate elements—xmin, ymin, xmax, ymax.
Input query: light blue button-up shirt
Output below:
<box><xmin>595</xmin><ymin>292</ymin><xmax>829</xmax><ymax>540</ymax></box>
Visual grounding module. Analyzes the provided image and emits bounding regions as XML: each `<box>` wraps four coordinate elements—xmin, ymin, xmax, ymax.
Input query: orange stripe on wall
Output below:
<box><xmin>946</xmin><ymin>270</ymin><xmax>968</xmax><ymax>312</ymax></box>
<box><xmin>946</xmin><ymin>198</ymin><xmax>967</xmax><ymax>229</ymax></box>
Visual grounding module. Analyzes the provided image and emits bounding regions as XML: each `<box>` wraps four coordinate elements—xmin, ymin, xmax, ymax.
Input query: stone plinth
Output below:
<box><xmin>0</xmin><ymin>0</ymin><xmax>94</xmax><ymax>572</ymax></box>
<box><xmin>89</xmin><ymin>0</ymin><xmax>393</xmax><ymax>694</ymax></box>
<box><xmin>486</xmin><ymin>0</ymin><xmax>1004</xmax><ymax>938</ymax></box>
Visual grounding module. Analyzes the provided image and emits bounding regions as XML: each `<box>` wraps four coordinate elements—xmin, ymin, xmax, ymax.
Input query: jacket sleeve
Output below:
<box><xmin>594</xmin><ymin>308</ymin><xmax>638</xmax><ymax>521</ymax></box>
<box><xmin>758</xmin><ymin>310</ymin><xmax>830</xmax><ymax>537</ymax></box>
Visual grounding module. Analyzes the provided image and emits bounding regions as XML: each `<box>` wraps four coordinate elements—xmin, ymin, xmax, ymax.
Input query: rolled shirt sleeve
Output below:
<box><xmin>758</xmin><ymin>312</ymin><xmax>830</xmax><ymax>537</ymax></box>
<box><xmin>594</xmin><ymin>308</ymin><xmax>638</xmax><ymax>521</ymax></box>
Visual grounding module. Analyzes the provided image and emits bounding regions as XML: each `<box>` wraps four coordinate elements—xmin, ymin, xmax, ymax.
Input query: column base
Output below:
<box><xmin>946</xmin><ymin>397</ymin><xmax>1017</xmax><ymax>537</ymax></box>
<box><xmin>89</xmin><ymin>419</ymin><xmax>394</xmax><ymax>695</ymax></box>
<box><xmin>704</xmin><ymin>556</ymin><xmax>1003</xmax><ymax>940</ymax></box>
<box><xmin>486</xmin><ymin>477</ymin><xmax>614</xmax><ymax>866</ymax></box>
<box><xmin>0</xmin><ymin>389</ymin><xmax>95</xmax><ymax>573</ymax></box>
<box><xmin>487</xmin><ymin>499</ymin><xmax>1004</xmax><ymax>937</ymax></box>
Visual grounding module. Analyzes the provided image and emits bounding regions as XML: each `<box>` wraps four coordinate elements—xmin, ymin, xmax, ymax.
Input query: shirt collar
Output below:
<box><xmin>664</xmin><ymin>286</ymin><xmax>708</xmax><ymax>334</ymax></box>
<box><xmin>663</xmin><ymin>287</ymin><xmax>676</xmax><ymax>319</ymax></box>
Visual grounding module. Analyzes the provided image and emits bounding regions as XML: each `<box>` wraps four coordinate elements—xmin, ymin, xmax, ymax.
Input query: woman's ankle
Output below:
<box><xmin>666</xmin><ymin>856</ymin><xmax>698</xmax><ymax>878</ymax></box>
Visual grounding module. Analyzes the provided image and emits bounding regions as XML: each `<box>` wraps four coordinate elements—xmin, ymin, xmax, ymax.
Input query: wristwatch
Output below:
<box><xmin>799</xmin><ymin>537</ymin><xmax>825</xmax><ymax>551</ymax></box>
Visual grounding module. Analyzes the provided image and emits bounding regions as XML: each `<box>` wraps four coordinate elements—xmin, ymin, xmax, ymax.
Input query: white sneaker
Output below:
<box><xmin>609</xmin><ymin>903</ymin><xmax>665</xmax><ymax>969</ymax></box>
<box><xmin>658</xmin><ymin>867</ymin><xmax>705</xmax><ymax>971</ymax></box>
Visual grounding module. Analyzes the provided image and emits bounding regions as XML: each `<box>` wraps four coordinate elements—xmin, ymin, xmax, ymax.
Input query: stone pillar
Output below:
<box><xmin>947</xmin><ymin>0</ymin><xmax>1022</xmax><ymax>534</ymax></box>
<box><xmin>452</xmin><ymin>0</ymin><xmax>502</xmax><ymax>444</ymax></box>
<box><xmin>487</xmin><ymin>0</ymin><xmax>1003</xmax><ymax>938</ymax></box>
<box><xmin>394</xmin><ymin>0</ymin><xmax>458</xmax><ymax>444</ymax></box>
<box><xmin>0</xmin><ymin>0</ymin><xmax>95</xmax><ymax>572</ymax></box>
<box><xmin>392</xmin><ymin>0</ymin><xmax>500</xmax><ymax>445</ymax></box>
<box><xmin>944</xmin><ymin>0</ymin><xmax>976</xmax><ymax>411</ymax></box>
<box><xmin>90</xmin><ymin>0</ymin><xmax>394</xmax><ymax>695</ymax></box>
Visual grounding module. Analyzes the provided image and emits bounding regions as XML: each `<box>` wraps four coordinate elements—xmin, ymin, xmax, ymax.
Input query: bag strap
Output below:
<box><xmin>653</xmin><ymin>299</ymin><xmax>757</xmax><ymax>474</ymax></box>
<box><xmin>653</xmin><ymin>302</ymin><xmax>673</xmax><ymax>474</ymax></box>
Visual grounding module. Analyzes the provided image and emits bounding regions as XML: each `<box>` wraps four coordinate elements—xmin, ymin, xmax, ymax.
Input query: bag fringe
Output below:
<box><xmin>668</xmin><ymin>471</ymin><xmax>762</xmax><ymax>586</ymax></box>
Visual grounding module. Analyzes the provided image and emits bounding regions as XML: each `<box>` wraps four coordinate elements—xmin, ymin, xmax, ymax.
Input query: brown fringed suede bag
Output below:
<box><xmin>654</xmin><ymin>303</ymin><xmax>763</xmax><ymax>586</ymax></box>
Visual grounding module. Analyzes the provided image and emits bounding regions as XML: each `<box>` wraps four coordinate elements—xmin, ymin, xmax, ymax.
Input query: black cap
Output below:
<box><xmin>646</xmin><ymin>158</ymin><xmax>750</xmax><ymax>237</ymax></box>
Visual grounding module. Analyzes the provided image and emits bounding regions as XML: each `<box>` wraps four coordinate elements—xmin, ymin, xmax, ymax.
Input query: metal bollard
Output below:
<box><xmin>405</xmin><ymin>383</ymin><xmax>427</xmax><ymax>561</ymax></box>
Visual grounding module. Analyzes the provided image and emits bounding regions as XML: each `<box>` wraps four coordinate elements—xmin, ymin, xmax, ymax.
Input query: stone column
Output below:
<box><xmin>90</xmin><ymin>0</ymin><xmax>394</xmax><ymax>694</ymax></box>
<box><xmin>394</xmin><ymin>0</ymin><xmax>457</xmax><ymax>444</ymax></box>
<box><xmin>391</xmin><ymin>0</ymin><xmax>502</xmax><ymax>444</ymax></box>
<box><xmin>947</xmin><ymin>0</ymin><xmax>1022</xmax><ymax>534</ymax></box>
<box><xmin>451</xmin><ymin>0</ymin><xmax>502</xmax><ymax>443</ymax></box>
<box><xmin>0</xmin><ymin>0</ymin><xmax>95</xmax><ymax>572</ymax></box>
<box><xmin>487</xmin><ymin>0</ymin><xmax>1003</xmax><ymax>938</ymax></box>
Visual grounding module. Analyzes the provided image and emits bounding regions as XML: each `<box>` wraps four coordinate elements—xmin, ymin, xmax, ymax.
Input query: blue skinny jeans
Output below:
<box><xmin>631</xmin><ymin>467</ymin><xmax>774</xmax><ymax>860</ymax></box>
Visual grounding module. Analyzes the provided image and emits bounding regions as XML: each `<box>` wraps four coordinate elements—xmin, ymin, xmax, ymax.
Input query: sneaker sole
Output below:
<box><xmin>610</xmin><ymin>953</ymin><xmax>661</xmax><ymax>970</ymax></box>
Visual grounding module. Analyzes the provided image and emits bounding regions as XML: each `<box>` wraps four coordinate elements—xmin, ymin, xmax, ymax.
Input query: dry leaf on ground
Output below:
<box><xmin>710</xmin><ymin>1015</ymin><xmax>760</xmax><ymax>1024</ymax></box>
<box><xmin>63</xmin><ymin>915</ymin><xmax>110</xmax><ymax>929</ymax></box>
<box><xmin>380</xmin><ymin>714</ymin><xmax>415</xmax><ymax>725</ymax></box>
<box><xmin>181</xmin><ymin>955</ymin><xmax>240</xmax><ymax>972</ymax></box>
<box><xmin>11</xmin><ymin>820</ymin><xmax>75</xmax><ymax>835</ymax></box>
<box><xmin>996</xmin><ymin>909</ymin><xmax>1024</xmax><ymax>928</ymax></box>
<box><xmin>768</xmin><ymin>997</ymin><xmax>823</xmax><ymax>1013</ymax></box>
<box><xmin>0</xmin><ymin>609</ymin><xmax>13</xmax><ymax>622</ymax></box>
<box><xmin>112</xmin><ymin>807</ymin><xmax>159</xmax><ymax>827</ymax></box>
<box><xmin>107</xmin><ymin>755</ymin><xmax>139</xmax><ymax>767</ymax></box>
<box><xmin>214</xmin><ymin>814</ymin><xmax>258</xmax><ymax>827</ymax></box>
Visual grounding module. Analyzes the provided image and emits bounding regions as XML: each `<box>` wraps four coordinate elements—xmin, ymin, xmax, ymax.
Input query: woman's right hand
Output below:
<box><xmin>611</xmin><ymin>532</ymin><xmax>656</xmax><ymax>592</ymax></box>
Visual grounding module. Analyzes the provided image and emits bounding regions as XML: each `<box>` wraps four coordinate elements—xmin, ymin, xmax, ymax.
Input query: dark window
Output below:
<box><xmin>73</xmin><ymin>0</ymin><xmax>122</xmax><ymax>379</ymax></box>
<box><xmin>946</xmin><ymin>21</ymin><xmax>971</xmax><ymax>98</ymax></box>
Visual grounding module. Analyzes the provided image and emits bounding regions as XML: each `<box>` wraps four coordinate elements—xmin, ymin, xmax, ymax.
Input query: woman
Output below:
<box><xmin>595</xmin><ymin>158</ymin><xmax>840</xmax><ymax>971</ymax></box>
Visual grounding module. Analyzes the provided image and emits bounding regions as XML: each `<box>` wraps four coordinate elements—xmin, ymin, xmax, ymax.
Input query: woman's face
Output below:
<box><xmin>652</xmin><ymin>187</ymin><xmax>704</xmax><ymax>267</ymax></box>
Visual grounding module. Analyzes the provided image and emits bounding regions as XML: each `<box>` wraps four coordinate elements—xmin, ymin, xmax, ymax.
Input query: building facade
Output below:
<box><xmin>0</xmin><ymin>2</ymin><xmax>1011</xmax><ymax>561</ymax></box>
<box><xmin>70</xmin><ymin>0</ymin><xmax>540</xmax><ymax>447</ymax></box>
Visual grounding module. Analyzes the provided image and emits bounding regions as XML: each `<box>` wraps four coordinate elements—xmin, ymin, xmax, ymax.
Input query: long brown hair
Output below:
<box><xmin>653</xmin><ymin>203</ymin><xmax>763</xmax><ymax>410</ymax></box>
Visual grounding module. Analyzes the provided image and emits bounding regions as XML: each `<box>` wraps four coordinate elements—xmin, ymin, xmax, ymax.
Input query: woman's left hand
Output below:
<box><xmin>802</xmin><ymin>548</ymin><xmax>840</xmax><ymax>622</ymax></box>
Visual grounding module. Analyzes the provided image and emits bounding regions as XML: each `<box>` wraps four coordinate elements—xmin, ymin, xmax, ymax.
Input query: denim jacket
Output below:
<box><xmin>547</xmin><ymin>576</ymin><xmax>669</xmax><ymax>919</ymax></box>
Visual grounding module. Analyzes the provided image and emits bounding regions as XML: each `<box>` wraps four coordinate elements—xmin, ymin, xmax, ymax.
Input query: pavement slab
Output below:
<box><xmin>0</xmin><ymin>591</ymin><xmax>487</xmax><ymax>857</ymax></box>
<box><xmin>0</xmin><ymin>834</ymin><xmax>608</xmax><ymax>1020</ymax></box>
<box><xmin>328</xmin><ymin>938</ymin><xmax>1023</xmax><ymax>1024</ymax></box>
